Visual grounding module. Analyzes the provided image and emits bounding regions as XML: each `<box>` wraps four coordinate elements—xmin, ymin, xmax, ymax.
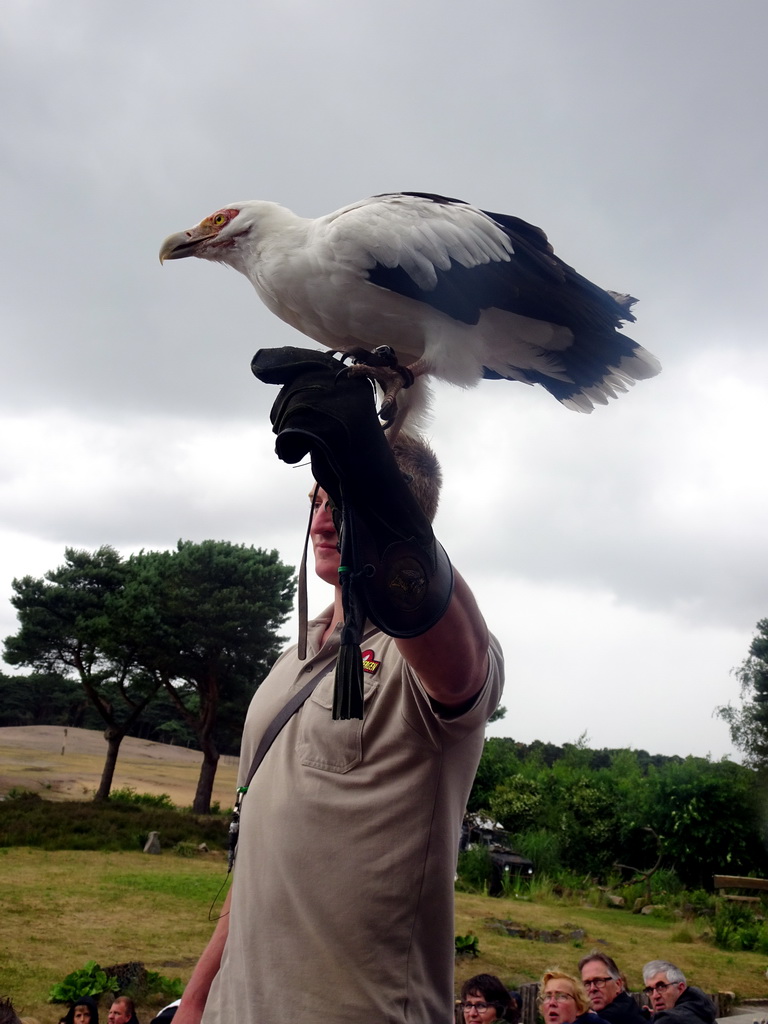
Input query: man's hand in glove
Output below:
<box><xmin>252</xmin><ymin>345</ymin><xmax>490</xmax><ymax>710</ymax></box>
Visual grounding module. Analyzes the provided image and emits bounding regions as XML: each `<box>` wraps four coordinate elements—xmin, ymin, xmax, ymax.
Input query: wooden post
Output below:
<box><xmin>520</xmin><ymin>982</ymin><xmax>540</xmax><ymax>1024</ymax></box>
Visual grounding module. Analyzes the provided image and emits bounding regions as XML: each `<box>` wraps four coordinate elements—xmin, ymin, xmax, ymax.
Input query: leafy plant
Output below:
<box><xmin>455</xmin><ymin>932</ymin><xmax>480</xmax><ymax>957</ymax></box>
<box><xmin>173</xmin><ymin>841</ymin><xmax>200</xmax><ymax>857</ymax></box>
<box><xmin>145</xmin><ymin>971</ymin><xmax>184</xmax><ymax>999</ymax></box>
<box><xmin>110</xmin><ymin>787</ymin><xmax>175</xmax><ymax>809</ymax></box>
<box><xmin>712</xmin><ymin>900</ymin><xmax>768</xmax><ymax>952</ymax></box>
<box><xmin>514</xmin><ymin>828</ymin><xmax>562</xmax><ymax>876</ymax></box>
<box><xmin>456</xmin><ymin>846</ymin><xmax>492</xmax><ymax>893</ymax></box>
<box><xmin>48</xmin><ymin>960</ymin><xmax>118</xmax><ymax>1003</ymax></box>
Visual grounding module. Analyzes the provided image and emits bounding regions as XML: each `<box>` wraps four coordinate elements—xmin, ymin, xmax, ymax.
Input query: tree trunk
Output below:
<box><xmin>94</xmin><ymin>727</ymin><xmax>125</xmax><ymax>801</ymax></box>
<box><xmin>192</xmin><ymin>736</ymin><xmax>220</xmax><ymax>814</ymax></box>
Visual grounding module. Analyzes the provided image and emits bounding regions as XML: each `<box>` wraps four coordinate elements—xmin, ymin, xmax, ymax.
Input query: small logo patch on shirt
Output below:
<box><xmin>361</xmin><ymin>649</ymin><xmax>380</xmax><ymax>675</ymax></box>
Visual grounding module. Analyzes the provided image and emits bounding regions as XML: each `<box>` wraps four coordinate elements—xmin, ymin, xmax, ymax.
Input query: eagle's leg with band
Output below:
<box><xmin>251</xmin><ymin>346</ymin><xmax>454</xmax><ymax>719</ymax></box>
<box><xmin>344</xmin><ymin>346</ymin><xmax>417</xmax><ymax>425</ymax></box>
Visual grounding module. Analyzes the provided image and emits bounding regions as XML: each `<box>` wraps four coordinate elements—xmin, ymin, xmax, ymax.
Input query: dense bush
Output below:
<box><xmin>456</xmin><ymin>845</ymin><xmax>493</xmax><ymax>892</ymax></box>
<box><xmin>468</xmin><ymin>737</ymin><xmax>768</xmax><ymax>886</ymax></box>
<box><xmin>0</xmin><ymin>792</ymin><xmax>228</xmax><ymax>851</ymax></box>
<box><xmin>713</xmin><ymin>899</ymin><xmax>768</xmax><ymax>953</ymax></box>
<box><xmin>109</xmin><ymin>786</ymin><xmax>176</xmax><ymax>809</ymax></box>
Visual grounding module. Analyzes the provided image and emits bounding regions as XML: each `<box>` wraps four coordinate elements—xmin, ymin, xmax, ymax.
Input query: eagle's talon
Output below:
<box><xmin>379</xmin><ymin>396</ymin><xmax>397</xmax><ymax>424</ymax></box>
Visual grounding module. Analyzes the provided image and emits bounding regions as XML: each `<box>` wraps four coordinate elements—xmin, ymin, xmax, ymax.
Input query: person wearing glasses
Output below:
<box><xmin>641</xmin><ymin>962</ymin><xmax>715</xmax><ymax>1024</ymax></box>
<box><xmin>458</xmin><ymin>975</ymin><xmax>514</xmax><ymax>1021</ymax></box>
<box><xmin>539</xmin><ymin>970</ymin><xmax>610</xmax><ymax>1024</ymax></box>
<box><xmin>579</xmin><ymin>953</ymin><xmax>646</xmax><ymax>1024</ymax></box>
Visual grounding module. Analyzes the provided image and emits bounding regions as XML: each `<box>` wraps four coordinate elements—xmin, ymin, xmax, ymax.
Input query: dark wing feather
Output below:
<box><xmin>367</xmin><ymin>197</ymin><xmax>634</xmax><ymax>334</ymax></box>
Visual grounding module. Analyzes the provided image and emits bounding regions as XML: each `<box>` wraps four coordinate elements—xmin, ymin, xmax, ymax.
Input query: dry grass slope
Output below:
<box><xmin>0</xmin><ymin>726</ymin><xmax>239</xmax><ymax>807</ymax></box>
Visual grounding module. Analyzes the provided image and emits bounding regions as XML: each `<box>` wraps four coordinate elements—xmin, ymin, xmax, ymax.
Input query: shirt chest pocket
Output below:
<box><xmin>296</xmin><ymin>672</ymin><xmax>379</xmax><ymax>773</ymax></box>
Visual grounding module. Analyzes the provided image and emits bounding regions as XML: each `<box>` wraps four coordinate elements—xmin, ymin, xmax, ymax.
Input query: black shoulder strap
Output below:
<box><xmin>242</xmin><ymin>625</ymin><xmax>379</xmax><ymax>791</ymax></box>
<box><xmin>226</xmin><ymin>627</ymin><xmax>378</xmax><ymax>873</ymax></box>
<box><xmin>243</xmin><ymin>661</ymin><xmax>333</xmax><ymax>791</ymax></box>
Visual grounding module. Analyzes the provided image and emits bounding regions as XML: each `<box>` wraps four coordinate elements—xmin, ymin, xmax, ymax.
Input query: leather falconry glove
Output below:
<box><xmin>251</xmin><ymin>346</ymin><xmax>454</xmax><ymax>719</ymax></box>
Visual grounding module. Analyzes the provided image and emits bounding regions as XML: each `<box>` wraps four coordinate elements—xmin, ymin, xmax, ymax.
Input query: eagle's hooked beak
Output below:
<box><xmin>159</xmin><ymin>222</ymin><xmax>218</xmax><ymax>263</ymax></box>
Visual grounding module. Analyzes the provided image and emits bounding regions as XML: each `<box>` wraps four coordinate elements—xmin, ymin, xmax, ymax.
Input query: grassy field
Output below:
<box><xmin>4</xmin><ymin>848</ymin><xmax>768</xmax><ymax>1022</ymax></box>
<box><xmin>2</xmin><ymin>728</ymin><xmax>768</xmax><ymax>1020</ymax></box>
<box><xmin>0</xmin><ymin>848</ymin><xmax>226</xmax><ymax>1022</ymax></box>
<box><xmin>454</xmin><ymin>891</ymin><xmax>768</xmax><ymax>997</ymax></box>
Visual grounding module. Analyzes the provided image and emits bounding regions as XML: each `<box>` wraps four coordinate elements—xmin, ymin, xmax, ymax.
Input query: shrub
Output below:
<box><xmin>173</xmin><ymin>841</ymin><xmax>200</xmax><ymax>857</ymax></box>
<box><xmin>0</xmin><ymin>797</ymin><xmax>228</xmax><ymax>851</ymax></box>
<box><xmin>110</xmin><ymin>787</ymin><xmax>176</xmax><ymax>809</ymax></box>
<box><xmin>681</xmin><ymin>888</ymin><xmax>716</xmax><ymax>916</ymax></box>
<box><xmin>101</xmin><ymin>963</ymin><xmax>184</xmax><ymax>1001</ymax></box>
<box><xmin>713</xmin><ymin>899</ymin><xmax>767</xmax><ymax>951</ymax></box>
<box><xmin>514</xmin><ymin>828</ymin><xmax>562</xmax><ymax>876</ymax></box>
<box><xmin>145</xmin><ymin>971</ymin><xmax>184</xmax><ymax>1000</ymax></box>
<box><xmin>456</xmin><ymin>846</ymin><xmax>492</xmax><ymax>893</ymax></box>
<box><xmin>49</xmin><ymin>960</ymin><xmax>118</xmax><ymax>1003</ymax></box>
<box><xmin>455</xmin><ymin>933</ymin><xmax>480</xmax><ymax>957</ymax></box>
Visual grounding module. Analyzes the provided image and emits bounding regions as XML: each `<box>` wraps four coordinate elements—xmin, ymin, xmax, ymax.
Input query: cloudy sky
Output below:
<box><xmin>2</xmin><ymin>0</ymin><xmax>766</xmax><ymax>760</ymax></box>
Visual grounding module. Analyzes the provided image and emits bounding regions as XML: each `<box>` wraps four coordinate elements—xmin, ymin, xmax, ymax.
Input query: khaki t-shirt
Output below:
<box><xmin>203</xmin><ymin>611</ymin><xmax>503</xmax><ymax>1024</ymax></box>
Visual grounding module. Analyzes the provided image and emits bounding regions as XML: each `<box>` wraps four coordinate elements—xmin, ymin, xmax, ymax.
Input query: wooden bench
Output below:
<box><xmin>713</xmin><ymin>873</ymin><xmax>768</xmax><ymax>904</ymax></box>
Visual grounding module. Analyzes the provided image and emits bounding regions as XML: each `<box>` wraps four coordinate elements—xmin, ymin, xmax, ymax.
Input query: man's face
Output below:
<box><xmin>309</xmin><ymin>487</ymin><xmax>340</xmax><ymax>586</ymax></box>
<box><xmin>580</xmin><ymin>960</ymin><xmax>621</xmax><ymax>1012</ymax></box>
<box><xmin>645</xmin><ymin>973</ymin><xmax>685</xmax><ymax>1013</ymax></box>
<box><xmin>107</xmin><ymin>1003</ymin><xmax>130</xmax><ymax>1024</ymax></box>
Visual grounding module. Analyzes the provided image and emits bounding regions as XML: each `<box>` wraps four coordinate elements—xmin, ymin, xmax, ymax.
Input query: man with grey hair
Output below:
<box><xmin>642</xmin><ymin>961</ymin><xmax>715</xmax><ymax>1024</ymax></box>
<box><xmin>579</xmin><ymin>952</ymin><xmax>646</xmax><ymax>1024</ymax></box>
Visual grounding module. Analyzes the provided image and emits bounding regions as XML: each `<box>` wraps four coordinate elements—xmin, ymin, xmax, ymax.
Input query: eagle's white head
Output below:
<box><xmin>159</xmin><ymin>201</ymin><xmax>300</xmax><ymax>274</ymax></box>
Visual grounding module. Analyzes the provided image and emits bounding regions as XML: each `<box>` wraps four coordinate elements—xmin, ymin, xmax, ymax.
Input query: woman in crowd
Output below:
<box><xmin>459</xmin><ymin>974</ymin><xmax>515</xmax><ymax>1022</ymax></box>
<box><xmin>61</xmin><ymin>997</ymin><xmax>99</xmax><ymax>1024</ymax></box>
<box><xmin>539</xmin><ymin>970</ymin><xmax>609</xmax><ymax>1024</ymax></box>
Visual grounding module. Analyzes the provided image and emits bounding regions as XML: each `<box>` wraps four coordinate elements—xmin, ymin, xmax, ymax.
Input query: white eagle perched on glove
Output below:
<box><xmin>159</xmin><ymin>191</ymin><xmax>660</xmax><ymax>435</ymax></box>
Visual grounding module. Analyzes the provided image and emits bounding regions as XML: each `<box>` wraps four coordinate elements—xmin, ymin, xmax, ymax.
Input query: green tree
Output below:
<box><xmin>642</xmin><ymin>756</ymin><xmax>768</xmax><ymax>888</ymax></box>
<box><xmin>467</xmin><ymin>737</ymin><xmax>522</xmax><ymax>813</ymax></box>
<box><xmin>3</xmin><ymin>542</ymin><xmax>295</xmax><ymax>810</ymax></box>
<box><xmin>3</xmin><ymin>546</ymin><xmax>161</xmax><ymax>800</ymax></box>
<box><xmin>0</xmin><ymin>670</ymin><xmax>85</xmax><ymax>727</ymax></box>
<box><xmin>111</xmin><ymin>541</ymin><xmax>295</xmax><ymax>813</ymax></box>
<box><xmin>488</xmin><ymin>773</ymin><xmax>544</xmax><ymax>831</ymax></box>
<box><xmin>717</xmin><ymin>619</ymin><xmax>768</xmax><ymax>769</ymax></box>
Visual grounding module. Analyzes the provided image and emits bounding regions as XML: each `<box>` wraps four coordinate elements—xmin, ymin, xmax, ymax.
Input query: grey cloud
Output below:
<box><xmin>1</xmin><ymin>0</ymin><xmax>766</xmax><ymax>759</ymax></box>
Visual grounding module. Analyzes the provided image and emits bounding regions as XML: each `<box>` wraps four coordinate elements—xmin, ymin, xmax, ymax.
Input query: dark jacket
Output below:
<box><xmin>653</xmin><ymin>988</ymin><xmax>716</xmax><ymax>1024</ymax></box>
<box><xmin>577</xmin><ymin>1012</ymin><xmax>612</xmax><ymax>1024</ymax></box>
<box><xmin>600</xmin><ymin>992</ymin><xmax>648</xmax><ymax>1024</ymax></box>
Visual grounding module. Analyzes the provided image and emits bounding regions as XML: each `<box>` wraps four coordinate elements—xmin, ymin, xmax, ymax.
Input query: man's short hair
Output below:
<box><xmin>642</xmin><ymin>961</ymin><xmax>686</xmax><ymax>986</ymax></box>
<box><xmin>578</xmin><ymin>951</ymin><xmax>622</xmax><ymax>980</ymax></box>
<box><xmin>392</xmin><ymin>434</ymin><xmax>442</xmax><ymax>523</ymax></box>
